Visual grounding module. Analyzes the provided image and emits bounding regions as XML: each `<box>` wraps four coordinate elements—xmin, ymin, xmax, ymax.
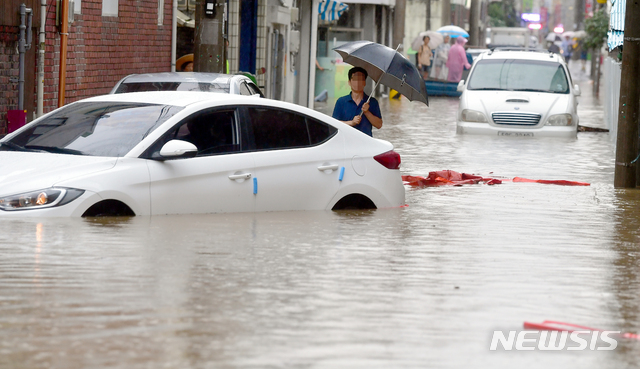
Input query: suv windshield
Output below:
<box><xmin>467</xmin><ymin>59</ymin><xmax>569</xmax><ymax>93</ymax></box>
<box><xmin>115</xmin><ymin>82</ymin><xmax>231</xmax><ymax>94</ymax></box>
<box><xmin>3</xmin><ymin>102</ymin><xmax>183</xmax><ymax>157</ymax></box>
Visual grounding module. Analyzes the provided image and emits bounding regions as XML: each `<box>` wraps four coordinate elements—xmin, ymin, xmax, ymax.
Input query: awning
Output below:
<box><xmin>608</xmin><ymin>0</ymin><xmax>625</xmax><ymax>50</ymax></box>
<box><xmin>318</xmin><ymin>0</ymin><xmax>349</xmax><ymax>22</ymax></box>
<box><xmin>177</xmin><ymin>9</ymin><xmax>195</xmax><ymax>28</ymax></box>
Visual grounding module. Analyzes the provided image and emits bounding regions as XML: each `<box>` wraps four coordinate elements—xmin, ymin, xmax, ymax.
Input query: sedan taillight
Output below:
<box><xmin>374</xmin><ymin>150</ymin><xmax>401</xmax><ymax>169</ymax></box>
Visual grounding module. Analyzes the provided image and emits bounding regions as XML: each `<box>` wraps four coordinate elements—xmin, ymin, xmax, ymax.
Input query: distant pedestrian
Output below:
<box><xmin>561</xmin><ymin>36</ymin><xmax>573</xmax><ymax>63</ymax></box>
<box><xmin>446</xmin><ymin>37</ymin><xmax>471</xmax><ymax>83</ymax></box>
<box><xmin>432</xmin><ymin>35</ymin><xmax>450</xmax><ymax>80</ymax></box>
<box><xmin>547</xmin><ymin>41</ymin><xmax>560</xmax><ymax>54</ymax></box>
<box><xmin>417</xmin><ymin>36</ymin><xmax>433</xmax><ymax>80</ymax></box>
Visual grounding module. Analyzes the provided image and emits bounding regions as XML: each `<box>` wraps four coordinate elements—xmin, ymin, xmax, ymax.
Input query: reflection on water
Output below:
<box><xmin>2</xmin><ymin>68</ymin><xmax>640</xmax><ymax>368</ymax></box>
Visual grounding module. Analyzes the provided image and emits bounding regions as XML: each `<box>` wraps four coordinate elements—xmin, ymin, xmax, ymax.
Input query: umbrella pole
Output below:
<box><xmin>358</xmin><ymin>78</ymin><xmax>382</xmax><ymax>117</ymax></box>
<box><xmin>358</xmin><ymin>44</ymin><xmax>403</xmax><ymax>117</ymax></box>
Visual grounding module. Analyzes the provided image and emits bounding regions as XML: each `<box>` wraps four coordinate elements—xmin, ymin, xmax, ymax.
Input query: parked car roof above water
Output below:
<box><xmin>110</xmin><ymin>72</ymin><xmax>264</xmax><ymax>97</ymax></box>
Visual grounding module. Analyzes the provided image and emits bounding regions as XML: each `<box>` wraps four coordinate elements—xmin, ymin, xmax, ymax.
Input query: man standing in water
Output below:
<box><xmin>332</xmin><ymin>67</ymin><xmax>383</xmax><ymax>136</ymax></box>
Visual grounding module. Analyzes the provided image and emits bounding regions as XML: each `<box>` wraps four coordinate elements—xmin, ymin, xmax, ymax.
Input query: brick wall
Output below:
<box><xmin>0</xmin><ymin>0</ymin><xmax>172</xmax><ymax>133</ymax></box>
<box><xmin>45</xmin><ymin>0</ymin><xmax>173</xmax><ymax>109</ymax></box>
<box><xmin>0</xmin><ymin>26</ymin><xmax>19</xmax><ymax>136</ymax></box>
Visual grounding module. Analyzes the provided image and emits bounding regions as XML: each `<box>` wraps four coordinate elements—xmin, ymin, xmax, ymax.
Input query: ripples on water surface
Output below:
<box><xmin>2</xmin><ymin>67</ymin><xmax>640</xmax><ymax>368</ymax></box>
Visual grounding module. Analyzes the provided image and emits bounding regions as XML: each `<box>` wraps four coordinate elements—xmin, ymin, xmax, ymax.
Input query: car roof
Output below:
<box><xmin>117</xmin><ymin>72</ymin><xmax>247</xmax><ymax>84</ymax></box>
<box><xmin>477</xmin><ymin>49</ymin><xmax>565</xmax><ymax>64</ymax></box>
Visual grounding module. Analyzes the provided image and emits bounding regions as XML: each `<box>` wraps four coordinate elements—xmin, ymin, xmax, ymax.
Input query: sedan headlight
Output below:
<box><xmin>460</xmin><ymin>109</ymin><xmax>488</xmax><ymax>123</ymax></box>
<box><xmin>545</xmin><ymin>113</ymin><xmax>573</xmax><ymax>126</ymax></box>
<box><xmin>0</xmin><ymin>188</ymin><xmax>85</xmax><ymax>211</ymax></box>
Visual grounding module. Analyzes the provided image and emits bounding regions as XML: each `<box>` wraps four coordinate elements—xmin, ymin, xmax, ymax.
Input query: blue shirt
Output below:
<box><xmin>332</xmin><ymin>93</ymin><xmax>381</xmax><ymax>136</ymax></box>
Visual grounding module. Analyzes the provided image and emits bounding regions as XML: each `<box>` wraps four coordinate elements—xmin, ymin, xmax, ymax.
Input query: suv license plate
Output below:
<box><xmin>498</xmin><ymin>131</ymin><xmax>534</xmax><ymax>137</ymax></box>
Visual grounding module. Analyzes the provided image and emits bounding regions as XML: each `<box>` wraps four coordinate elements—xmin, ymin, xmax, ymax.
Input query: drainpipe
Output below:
<box><xmin>18</xmin><ymin>4</ymin><xmax>33</xmax><ymax>111</ymax></box>
<box><xmin>308</xmin><ymin>0</ymin><xmax>319</xmax><ymax>108</ymax></box>
<box><xmin>37</xmin><ymin>0</ymin><xmax>46</xmax><ymax>116</ymax></box>
<box><xmin>171</xmin><ymin>0</ymin><xmax>177</xmax><ymax>71</ymax></box>
<box><xmin>58</xmin><ymin>0</ymin><xmax>69</xmax><ymax>107</ymax></box>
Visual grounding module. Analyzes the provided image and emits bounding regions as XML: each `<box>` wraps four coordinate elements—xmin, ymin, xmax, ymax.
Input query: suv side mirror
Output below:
<box><xmin>457</xmin><ymin>80</ymin><xmax>465</xmax><ymax>92</ymax></box>
<box><xmin>573</xmin><ymin>84</ymin><xmax>581</xmax><ymax>96</ymax></box>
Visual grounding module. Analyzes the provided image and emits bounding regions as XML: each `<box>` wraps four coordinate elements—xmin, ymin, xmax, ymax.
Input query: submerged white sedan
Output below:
<box><xmin>456</xmin><ymin>49</ymin><xmax>581</xmax><ymax>137</ymax></box>
<box><xmin>0</xmin><ymin>92</ymin><xmax>405</xmax><ymax>217</ymax></box>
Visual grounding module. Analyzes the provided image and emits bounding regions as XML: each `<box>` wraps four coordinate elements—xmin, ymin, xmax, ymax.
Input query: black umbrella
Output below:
<box><xmin>333</xmin><ymin>40</ymin><xmax>428</xmax><ymax>106</ymax></box>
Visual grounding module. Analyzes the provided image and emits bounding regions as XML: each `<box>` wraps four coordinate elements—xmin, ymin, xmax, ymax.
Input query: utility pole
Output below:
<box><xmin>393</xmin><ymin>0</ymin><xmax>405</xmax><ymax>50</ymax></box>
<box><xmin>574</xmin><ymin>0</ymin><xmax>584</xmax><ymax>31</ymax></box>
<box><xmin>441</xmin><ymin>0</ymin><xmax>451</xmax><ymax>26</ymax></box>
<box><xmin>194</xmin><ymin>0</ymin><xmax>226</xmax><ymax>73</ymax></box>
<box><xmin>469</xmin><ymin>0</ymin><xmax>479</xmax><ymax>46</ymax></box>
<box><xmin>426</xmin><ymin>0</ymin><xmax>431</xmax><ymax>31</ymax></box>
<box><xmin>614</xmin><ymin>0</ymin><xmax>640</xmax><ymax>188</ymax></box>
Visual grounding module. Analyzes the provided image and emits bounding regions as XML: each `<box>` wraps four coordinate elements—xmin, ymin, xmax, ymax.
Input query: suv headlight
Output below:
<box><xmin>460</xmin><ymin>109</ymin><xmax>488</xmax><ymax>123</ymax></box>
<box><xmin>545</xmin><ymin>113</ymin><xmax>573</xmax><ymax>126</ymax></box>
<box><xmin>0</xmin><ymin>188</ymin><xmax>85</xmax><ymax>211</ymax></box>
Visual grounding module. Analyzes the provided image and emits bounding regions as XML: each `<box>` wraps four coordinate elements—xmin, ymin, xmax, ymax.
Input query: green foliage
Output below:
<box><xmin>503</xmin><ymin>0</ymin><xmax>519</xmax><ymax>27</ymax></box>
<box><xmin>584</xmin><ymin>9</ymin><xmax>609</xmax><ymax>50</ymax></box>
<box><xmin>487</xmin><ymin>0</ymin><xmax>518</xmax><ymax>27</ymax></box>
<box><xmin>487</xmin><ymin>2</ymin><xmax>505</xmax><ymax>27</ymax></box>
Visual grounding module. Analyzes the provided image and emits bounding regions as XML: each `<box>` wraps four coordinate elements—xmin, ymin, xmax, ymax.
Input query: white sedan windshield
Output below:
<box><xmin>467</xmin><ymin>59</ymin><xmax>569</xmax><ymax>93</ymax></box>
<box><xmin>3</xmin><ymin>102</ymin><xmax>183</xmax><ymax>157</ymax></box>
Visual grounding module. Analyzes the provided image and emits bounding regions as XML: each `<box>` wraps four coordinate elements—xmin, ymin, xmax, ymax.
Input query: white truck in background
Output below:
<box><xmin>486</xmin><ymin>27</ymin><xmax>539</xmax><ymax>49</ymax></box>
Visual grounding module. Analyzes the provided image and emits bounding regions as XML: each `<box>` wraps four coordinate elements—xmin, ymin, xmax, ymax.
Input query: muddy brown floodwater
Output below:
<box><xmin>1</xmin><ymin>62</ymin><xmax>639</xmax><ymax>368</ymax></box>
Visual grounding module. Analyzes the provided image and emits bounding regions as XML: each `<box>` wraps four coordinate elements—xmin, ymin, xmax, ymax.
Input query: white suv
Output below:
<box><xmin>456</xmin><ymin>49</ymin><xmax>580</xmax><ymax>138</ymax></box>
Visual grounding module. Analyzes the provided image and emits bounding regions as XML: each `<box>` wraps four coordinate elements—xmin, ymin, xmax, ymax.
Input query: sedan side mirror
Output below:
<box><xmin>159</xmin><ymin>139</ymin><xmax>198</xmax><ymax>159</ymax></box>
<box><xmin>573</xmin><ymin>84</ymin><xmax>581</xmax><ymax>96</ymax></box>
<box><xmin>457</xmin><ymin>80</ymin><xmax>465</xmax><ymax>92</ymax></box>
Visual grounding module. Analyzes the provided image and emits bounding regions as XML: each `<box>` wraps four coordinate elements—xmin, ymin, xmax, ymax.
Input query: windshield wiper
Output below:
<box><xmin>25</xmin><ymin>145</ymin><xmax>87</xmax><ymax>156</ymax></box>
<box><xmin>0</xmin><ymin>141</ymin><xmax>46</xmax><ymax>153</ymax></box>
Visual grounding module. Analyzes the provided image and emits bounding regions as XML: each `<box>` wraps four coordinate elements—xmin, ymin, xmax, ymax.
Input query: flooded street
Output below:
<box><xmin>3</xmin><ymin>63</ymin><xmax>640</xmax><ymax>368</ymax></box>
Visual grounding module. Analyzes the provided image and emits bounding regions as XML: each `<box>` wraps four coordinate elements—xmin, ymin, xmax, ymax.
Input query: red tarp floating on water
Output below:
<box><xmin>402</xmin><ymin>170</ymin><xmax>590</xmax><ymax>187</ymax></box>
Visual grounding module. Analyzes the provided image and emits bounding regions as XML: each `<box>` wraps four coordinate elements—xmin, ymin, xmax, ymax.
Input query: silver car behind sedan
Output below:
<box><xmin>110</xmin><ymin>72</ymin><xmax>264</xmax><ymax>97</ymax></box>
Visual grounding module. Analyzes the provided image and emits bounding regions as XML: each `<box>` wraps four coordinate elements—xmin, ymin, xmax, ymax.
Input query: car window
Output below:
<box><xmin>114</xmin><ymin>82</ymin><xmax>231</xmax><ymax>94</ymax></box>
<box><xmin>247</xmin><ymin>82</ymin><xmax>264</xmax><ymax>97</ymax></box>
<box><xmin>239</xmin><ymin>82</ymin><xmax>254</xmax><ymax>96</ymax></box>
<box><xmin>4</xmin><ymin>102</ymin><xmax>183</xmax><ymax>157</ymax></box>
<box><xmin>245</xmin><ymin>107</ymin><xmax>337</xmax><ymax>151</ymax></box>
<box><xmin>467</xmin><ymin>59</ymin><xmax>569</xmax><ymax>93</ymax></box>
<box><xmin>174</xmin><ymin>109</ymin><xmax>239</xmax><ymax>156</ymax></box>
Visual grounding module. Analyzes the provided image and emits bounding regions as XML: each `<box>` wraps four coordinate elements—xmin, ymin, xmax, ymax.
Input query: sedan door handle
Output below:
<box><xmin>228</xmin><ymin>173</ymin><xmax>252</xmax><ymax>180</ymax></box>
<box><xmin>317</xmin><ymin>164</ymin><xmax>339</xmax><ymax>172</ymax></box>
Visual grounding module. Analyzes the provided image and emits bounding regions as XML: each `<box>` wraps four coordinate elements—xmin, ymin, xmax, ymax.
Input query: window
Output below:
<box><xmin>468</xmin><ymin>59</ymin><xmax>569</xmax><ymax>94</ymax></box>
<box><xmin>102</xmin><ymin>0</ymin><xmax>118</xmax><ymax>16</ymax></box>
<box><xmin>114</xmin><ymin>82</ymin><xmax>230</xmax><ymax>94</ymax></box>
<box><xmin>158</xmin><ymin>0</ymin><xmax>164</xmax><ymax>25</ymax></box>
<box><xmin>6</xmin><ymin>102</ymin><xmax>183</xmax><ymax>157</ymax></box>
<box><xmin>239</xmin><ymin>82</ymin><xmax>254</xmax><ymax>96</ymax></box>
<box><xmin>246</xmin><ymin>82</ymin><xmax>264</xmax><ymax>97</ymax></box>
<box><xmin>246</xmin><ymin>107</ymin><xmax>337</xmax><ymax>151</ymax></box>
<box><xmin>74</xmin><ymin>0</ymin><xmax>81</xmax><ymax>14</ymax></box>
<box><xmin>172</xmin><ymin>109</ymin><xmax>239</xmax><ymax>157</ymax></box>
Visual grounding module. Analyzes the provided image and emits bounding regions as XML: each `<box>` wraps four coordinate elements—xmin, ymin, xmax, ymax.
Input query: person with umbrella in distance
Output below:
<box><xmin>332</xmin><ymin>67</ymin><xmax>383</xmax><ymax>136</ymax></box>
<box><xmin>417</xmin><ymin>35</ymin><xmax>433</xmax><ymax>80</ymax></box>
